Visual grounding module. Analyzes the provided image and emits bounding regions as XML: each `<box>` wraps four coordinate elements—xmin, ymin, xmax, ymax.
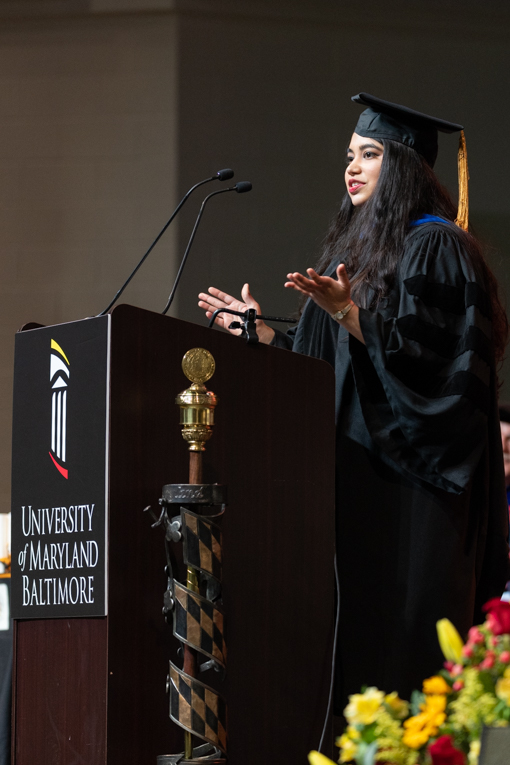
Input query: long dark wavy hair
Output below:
<box><xmin>316</xmin><ymin>138</ymin><xmax>508</xmax><ymax>365</ymax></box>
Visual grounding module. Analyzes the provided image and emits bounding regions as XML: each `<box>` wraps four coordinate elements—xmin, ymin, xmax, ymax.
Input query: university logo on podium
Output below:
<box><xmin>11</xmin><ymin>316</ymin><xmax>110</xmax><ymax>619</ymax></box>
<box><xmin>49</xmin><ymin>339</ymin><xmax>70</xmax><ymax>479</ymax></box>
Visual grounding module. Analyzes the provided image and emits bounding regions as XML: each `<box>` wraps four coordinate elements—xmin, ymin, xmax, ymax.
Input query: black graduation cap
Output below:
<box><xmin>351</xmin><ymin>92</ymin><xmax>463</xmax><ymax>169</ymax></box>
<box><xmin>351</xmin><ymin>92</ymin><xmax>469</xmax><ymax>230</ymax></box>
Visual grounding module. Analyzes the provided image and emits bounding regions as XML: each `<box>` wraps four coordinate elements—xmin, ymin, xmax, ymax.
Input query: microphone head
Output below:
<box><xmin>216</xmin><ymin>168</ymin><xmax>234</xmax><ymax>181</ymax></box>
<box><xmin>234</xmin><ymin>181</ymin><xmax>252</xmax><ymax>193</ymax></box>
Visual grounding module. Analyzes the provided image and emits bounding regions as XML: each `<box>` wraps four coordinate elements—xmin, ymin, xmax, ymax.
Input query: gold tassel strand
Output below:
<box><xmin>455</xmin><ymin>129</ymin><xmax>469</xmax><ymax>231</ymax></box>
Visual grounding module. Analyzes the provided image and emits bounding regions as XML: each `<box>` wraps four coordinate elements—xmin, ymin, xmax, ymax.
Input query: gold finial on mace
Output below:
<box><xmin>176</xmin><ymin>348</ymin><xmax>217</xmax><ymax>452</ymax></box>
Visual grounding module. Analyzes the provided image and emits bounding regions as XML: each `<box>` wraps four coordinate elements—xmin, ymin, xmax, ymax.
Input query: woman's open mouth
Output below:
<box><xmin>349</xmin><ymin>181</ymin><xmax>365</xmax><ymax>194</ymax></box>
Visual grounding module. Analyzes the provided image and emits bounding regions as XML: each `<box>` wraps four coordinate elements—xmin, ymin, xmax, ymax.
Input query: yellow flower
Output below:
<box><xmin>404</xmin><ymin>712</ymin><xmax>427</xmax><ymax>731</ymax></box>
<box><xmin>422</xmin><ymin>695</ymin><xmax>447</xmax><ymax>729</ymax></box>
<box><xmin>338</xmin><ymin>738</ymin><xmax>358</xmax><ymax>764</ymax></box>
<box><xmin>385</xmin><ymin>691</ymin><xmax>410</xmax><ymax>719</ymax></box>
<box><xmin>423</xmin><ymin>694</ymin><xmax>447</xmax><ymax>716</ymax></box>
<box><xmin>402</xmin><ymin>727</ymin><xmax>430</xmax><ymax>749</ymax></box>
<box><xmin>437</xmin><ymin>618</ymin><xmax>464</xmax><ymax>663</ymax></box>
<box><xmin>496</xmin><ymin>676</ymin><xmax>510</xmax><ymax>705</ymax></box>
<box><xmin>346</xmin><ymin>725</ymin><xmax>361</xmax><ymax>740</ymax></box>
<box><xmin>345</xmin><ymin>687</ymin><xmax>385</xmax><ymax>725</ymax></box>
<box><xmin>308</xmin><ymin>751</ymin><xmax>337</xmax><ymax>765</ymax></box>
<box><xmin>504</xmin><ymin>666</ymin><xmax>510</xmax><ymax>679</ymax></box>
<box><xmin>468</xmin><ymin>740</ymin><xmax>480</xmax><ymax>765</ymax></box>
<box><xmin>422</xmin><ymin>675</ymin><xmax>451</xmax><ymax>695</ymax></box>
<box><xmin>402</xmin><ymin>695</ymin><xmax>447</xmax><ymax>749</ymax></box>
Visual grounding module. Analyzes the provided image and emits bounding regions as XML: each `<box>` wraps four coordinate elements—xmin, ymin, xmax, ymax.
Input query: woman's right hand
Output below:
<box><xmin>198</xmin><ymin>283</ymin><xmax>275</xmax><ymax>344</ymax></box>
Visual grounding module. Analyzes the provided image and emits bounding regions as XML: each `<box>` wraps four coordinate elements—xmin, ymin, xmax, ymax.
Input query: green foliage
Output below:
<box><xmin>409</xmin><ymin>689</ymin><xmax>425</xmax><ymax>717</ymax></box>
<box><xmin>478</xmin><ymin>671</ymin><xmax>495</xmax><ymax>695</ymax></box>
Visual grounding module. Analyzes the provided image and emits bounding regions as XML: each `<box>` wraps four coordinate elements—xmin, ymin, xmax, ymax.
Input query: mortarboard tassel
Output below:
<box><xmin>455</xmin><ymin>130</ymin><xmax>469</xmax><ymax>231</ymax></box>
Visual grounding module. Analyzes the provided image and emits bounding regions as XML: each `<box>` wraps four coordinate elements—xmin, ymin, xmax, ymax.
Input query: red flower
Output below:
<box><xmin>428</xmin><ymin>735</ymin><xmax>465</xmax><ymax>765</ymax></box>
<box><xmin>483</xmin><ymin>598</ymin><xmax>510</xmax><ymax>636</ymax></box>
<box><xmin>467</xmin><ymin>626</ymin><xmax>484</xmax><ymax>645</ymax></box>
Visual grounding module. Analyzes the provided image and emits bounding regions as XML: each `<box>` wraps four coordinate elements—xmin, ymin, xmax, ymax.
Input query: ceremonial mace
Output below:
<box><xmin>176</xmin><ymin>349</ymin><xmax>218</xmax><ymax>760</ymax></box>
<box><xmin>148</xmin><ymin>348</ymin><xmax>227</xmax><ymax>765</ymax></box>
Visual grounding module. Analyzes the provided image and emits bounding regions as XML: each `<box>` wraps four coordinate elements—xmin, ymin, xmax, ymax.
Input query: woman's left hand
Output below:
<box><xmin>284</xmin><ymin>263</ymin><xmax>351</xmax><ymax>315</ymax></box>
<box><xmin>285</xmin><ymin>263</ymin><xmax>365</xmax><ymax>344</ymax></box>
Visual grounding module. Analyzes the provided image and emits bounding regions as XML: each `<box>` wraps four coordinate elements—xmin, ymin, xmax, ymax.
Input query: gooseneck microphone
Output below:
<box><xmin>161</xmin><ymin>181</ymin><xmax>252</xmax><ymax>315</ymax></box>
<box><xmin>97</xmin><ymin>169</ymin><xmax>234</xmax><ymax>316</ymax></box>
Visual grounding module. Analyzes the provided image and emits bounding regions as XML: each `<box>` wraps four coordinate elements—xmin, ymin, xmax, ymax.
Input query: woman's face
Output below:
<box><xmin>345</xmin><ymin>133</ymin><xmax>384</xmax><ymax>206</ymax></box>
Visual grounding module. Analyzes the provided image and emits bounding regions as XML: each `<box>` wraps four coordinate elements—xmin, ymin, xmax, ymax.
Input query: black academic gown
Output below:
<box><xmin>272</xmin><ymin>221</ymin><xmax>509</xmax><ymax>711</ymax></box>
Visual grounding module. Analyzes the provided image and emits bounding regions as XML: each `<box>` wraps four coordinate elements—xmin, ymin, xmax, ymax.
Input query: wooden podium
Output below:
<box><xmin>11</xmin><ymin>305</ymin><xmax>336</xmax><ymax>764</ymax></box>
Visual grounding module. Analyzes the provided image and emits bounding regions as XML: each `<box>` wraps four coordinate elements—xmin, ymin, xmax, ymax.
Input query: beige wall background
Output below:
<box><xmin>0</xmin><ymin>0</ymin><xmax>508</xmax><ymax>510</ymax></box>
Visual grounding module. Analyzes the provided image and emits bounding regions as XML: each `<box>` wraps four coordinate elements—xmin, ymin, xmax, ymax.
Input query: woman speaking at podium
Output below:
<box><xmin>198</xmin><ymin>94</ymin><xmax>510</xmax><ymax>709</ymax></box>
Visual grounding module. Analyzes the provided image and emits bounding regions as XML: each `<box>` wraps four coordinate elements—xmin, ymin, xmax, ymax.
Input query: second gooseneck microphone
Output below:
<box><xmin>161</xmin><ymin>182</ymin><xmax>252</xmax><ymax>315</ymax></box>
<box><xmin>97</xmin><ymin>168</ymin><xmax>234</xmax><ymax>316</ymax></box>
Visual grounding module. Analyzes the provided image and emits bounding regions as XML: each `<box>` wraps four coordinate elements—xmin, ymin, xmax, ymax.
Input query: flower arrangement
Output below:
<box><xmin>308</xmin><ymin>598</ymin><xmax>510</xmax><ymax>765</ymax></box>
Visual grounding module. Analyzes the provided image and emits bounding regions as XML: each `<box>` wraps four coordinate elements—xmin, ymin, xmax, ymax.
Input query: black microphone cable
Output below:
<box><xmin>97</xmin><ymin>168</ymin><xmax>234</xmax><ymax>316</ymax></box>
<box><xmin>161</xmin><ymin>182</ymin><xmax>252</xmax><ymax>315</ymax></box>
